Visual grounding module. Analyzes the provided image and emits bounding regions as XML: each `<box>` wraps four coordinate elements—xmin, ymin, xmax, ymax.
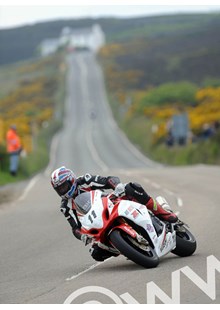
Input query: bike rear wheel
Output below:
<box><xmin>172</xmin><ymin>226</ymin><xmax>197</xmax><ymax>257</ymax></box>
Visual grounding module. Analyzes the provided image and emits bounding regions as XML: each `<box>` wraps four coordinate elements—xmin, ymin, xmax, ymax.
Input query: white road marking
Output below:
<box><xmin>163</xmin><ymin>188</ymin><xmax>175</xmax><ymax>196</ymax></box>
<box><xmin>44</xmin><ymin>132</ymin><xmax>60</xmax><ymax>177</ymax></box>
<box><xmin>16</xmin><ymin>119</ymin><xmax>60</xmax><ymax>202</ymax></box>
<box><xmin>151</xmin><ymin>182</ymin><xmax>161</xmax><ymax>189</ymax></box>
<box><xmin>86</xmin><ymin>129</ymin><xmax>109</xmax><ymax>172</ymax></box>
<box><xmin>177</xmin><ymin>197</ymin><xmax>183</xmax><ymax>207</ymax></box>
<box><xmin>66</xmin><ymin>259</ymin><xmax>112</xmax><ymax>281</ymax></box>
<box><xmin>17</xmin><ymin>174</ymin><xmax>40</xmax><ymax>201</ymax></box>
<box><xmin>144</xmin><ymin>178</ymin><xmax>184</xmax><ymax>210</ymax></box>
<box><xmin>97</xmin><ymin>63</ymin><xmax>160</xmax><ymax>169</ymax></box>
<box><xmin>79</xmin><ymin>56</ymin><xmax>109</xmax><ymax>172</ymax></box>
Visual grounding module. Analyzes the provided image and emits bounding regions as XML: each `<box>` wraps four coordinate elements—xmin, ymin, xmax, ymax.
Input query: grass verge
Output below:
<box><xmin>108</xmin><ymin>94</ymin><xmax>220</xmax><ymax>166</ymax></box>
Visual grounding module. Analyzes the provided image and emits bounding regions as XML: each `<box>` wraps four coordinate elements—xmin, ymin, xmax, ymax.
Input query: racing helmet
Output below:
<box><xmin>51</xmin><ymin>166</ymin><xmax>77</xmax><ymax>199</ymax></box>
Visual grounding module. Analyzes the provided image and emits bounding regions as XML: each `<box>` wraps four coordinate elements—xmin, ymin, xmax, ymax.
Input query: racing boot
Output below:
<box><xmin>146</xmin><ymin>196</ymin><xmax>178</xmax><ymax>223</ymax></box>
<box><xmin>89</xmin><ymin>243</ymin><xmax>120</xmax><ymax>262</ymax></box>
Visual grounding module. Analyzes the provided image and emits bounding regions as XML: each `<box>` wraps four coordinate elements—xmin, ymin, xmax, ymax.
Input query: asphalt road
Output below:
<box><xmin>0</xmin><ymin>51</ymin><xmax>220</xmax><ymax>304</ymax></box>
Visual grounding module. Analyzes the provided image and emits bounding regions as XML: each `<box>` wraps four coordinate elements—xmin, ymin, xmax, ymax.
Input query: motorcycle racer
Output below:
<box><xmin>51</xmin><ymin>166</ymin><xmax>178</xmax><ymax>262</ymax></box>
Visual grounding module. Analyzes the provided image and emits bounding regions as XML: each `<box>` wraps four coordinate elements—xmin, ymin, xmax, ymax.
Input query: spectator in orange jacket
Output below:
<box><xmin>6</xmin><ymin>125</ymin><xmax>22</xmax><ymax>176</ymax></box>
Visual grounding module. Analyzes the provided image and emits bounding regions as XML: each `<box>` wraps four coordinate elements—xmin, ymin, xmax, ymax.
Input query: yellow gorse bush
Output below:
<box><xmin>127</xmin><ymin>87</ymin><xmax>220</xmax><ymax>143</ymax></box>
<box><xmin>99</xmin><ymin>44</ymin><xmax>127</xmax><ymax>58</ymax></box>
<box><xmin>189</xmin><ymin>87</ymin><xmax>220</xmax><ymax>132</ymax></box>
<box><xmin>143</xmin><ymin>106</ymin><xmax>178</xmax><ymax>119</ymax></box>
<box><xmin>196</xmin><ymin>87</ymin><xmax>220</xmax><ymax>102</ymax></box>
<box><xmin>0</xmin><ymin>73</ymin><xmax>57</xmax><ymax>152</ymax></box>
<box><xmin>100</xmin><ymin>43</ymin><xmax>220</xmax><ymax>145</ymax></box>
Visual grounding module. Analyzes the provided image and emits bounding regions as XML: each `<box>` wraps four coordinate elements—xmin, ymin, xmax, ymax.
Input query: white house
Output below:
<box><xmin>67</xmin><ymin>24</ymin><xmax>105</xmax><ymax>52</ymax></box>
<box><xmin>39</xmin><ymin>24</ymin><xmax>105</xmax><ymax>57</ymax></box>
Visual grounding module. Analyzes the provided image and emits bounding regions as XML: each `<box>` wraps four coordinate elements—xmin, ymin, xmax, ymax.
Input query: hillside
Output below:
<box><xmin>100</xmin><ymin>13</ymin><xmax>220</xmax><ymax>87</ymax></box>
<box><xmin>1</xmin><ymin>12</ymin><xmax>220</xmax><ymax>167</ymax></box>
<box><xmin>0</xmin><ymin>13</ymin><xmax>220</xmax><ymax>67</ymax></box>
<box><xmin>0</xmin><ymin>54</ymin><xmax>65</xmax><ymax>184</ymax></box>
<box><xmin>98</xmin><ymin>13</ymin><xmax>220</xmax><ymax>165</ymax></box>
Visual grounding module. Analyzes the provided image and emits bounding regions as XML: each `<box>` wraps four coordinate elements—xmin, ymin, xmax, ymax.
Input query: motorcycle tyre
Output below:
<box><xmin>172</xmin><ymin>227</ymin><xmax>197</xmax><ymax>257</ymax></box>
<box><xmin>109</xmin><ymin>229</ymin><xmax>159</xmax><ymax>268</ymax></box>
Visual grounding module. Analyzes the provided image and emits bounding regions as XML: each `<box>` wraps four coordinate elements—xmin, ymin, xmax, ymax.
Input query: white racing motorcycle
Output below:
<box><xmin>74</xmin><ymin>190</ymin><xmax>197</xmax><ymax>268</ymax></box>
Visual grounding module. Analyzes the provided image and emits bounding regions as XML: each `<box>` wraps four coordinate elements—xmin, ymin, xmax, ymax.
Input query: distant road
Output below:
<box><xmin>0</xmin><ymin>51</ymin><xmax>219</xmax><ymax>304</ymax></box>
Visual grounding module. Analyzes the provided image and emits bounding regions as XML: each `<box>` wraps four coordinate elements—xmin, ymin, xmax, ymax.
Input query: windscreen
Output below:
<box><xmin>74</xmin><ymin>192</ymin><xmax>92</xmax><ymax>215</ymax></box>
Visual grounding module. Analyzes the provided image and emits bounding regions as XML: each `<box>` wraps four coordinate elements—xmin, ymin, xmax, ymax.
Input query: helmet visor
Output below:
<box><xmin>55</xmin><ymin>181</ymin><xmax>71</xmax><ymax>196</ymax></box>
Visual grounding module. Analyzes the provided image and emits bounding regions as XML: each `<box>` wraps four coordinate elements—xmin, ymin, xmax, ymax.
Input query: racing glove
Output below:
<box><xmin>113</xmin><ymin>183</ymin><xmax>127</xmax><ymax>197</ymax></box>
<box><xmin>106</xmin><ymin>176</ymin><xmax>121</xmax><ymax>189</ymax></box>
<box><xmin>81</xmin><ymin>234</ymin><xmax>93</xmax><ymax>246</ymax></box>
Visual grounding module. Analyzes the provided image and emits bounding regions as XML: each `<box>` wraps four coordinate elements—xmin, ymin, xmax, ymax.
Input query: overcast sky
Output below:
<box><xmin>1</xmin><ymin>1</ymin><xmax>220</xmax><ymax>29</ymax></box>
